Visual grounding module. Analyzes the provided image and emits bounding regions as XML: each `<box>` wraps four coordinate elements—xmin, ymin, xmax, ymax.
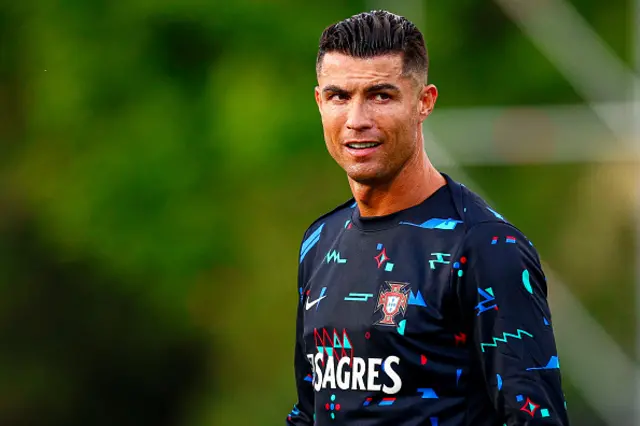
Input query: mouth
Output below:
<box><xmin>344</xmin><ymin>141</ymin><xmax>382</xmax><ymax>149</ymax></box>
<box><xmin>343</xmin><ymin>141</ymin><xmax>382</xmax><ymax>158</ymax></box>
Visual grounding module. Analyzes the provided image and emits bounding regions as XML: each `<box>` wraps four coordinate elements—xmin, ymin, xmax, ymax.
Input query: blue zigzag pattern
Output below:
<box><xmin>480</xmin><ymin>329</ymin><xmax>533</xmax><ymax>352</ymax></box>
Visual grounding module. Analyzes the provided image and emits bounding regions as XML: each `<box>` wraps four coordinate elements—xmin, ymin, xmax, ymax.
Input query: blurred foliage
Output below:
<box><xmin>0</xmin><ymin>1</ymin><xmax>635</xmax><ymax>425</ymax></box>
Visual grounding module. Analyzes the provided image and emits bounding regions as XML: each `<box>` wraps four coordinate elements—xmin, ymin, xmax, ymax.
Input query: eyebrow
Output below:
<box><xmin>365</xmin><ymin>83</ymin><xmax>400</xmax><ymax>93</ymax></box>
<box><xmin>322</xmin><ymin>85</ymin><xmax>348</xmax><ymax>95</ymax></box>
<box><xmin>322</xmin><ymin>83</ymin><xmax>400</xmax><ymax>95</ymax></box>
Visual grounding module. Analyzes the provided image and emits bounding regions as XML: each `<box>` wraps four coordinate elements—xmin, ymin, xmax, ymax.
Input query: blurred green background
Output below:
<box><xmin>0</xmin><ymin>1</ymin><xmax>637</xmax><ymax>425</ymax></box>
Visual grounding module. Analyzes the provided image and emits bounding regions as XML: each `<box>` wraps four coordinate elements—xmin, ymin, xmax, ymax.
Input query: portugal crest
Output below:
<box><xmin>374</xmin><ymin>281</ymin><xmax>410</xmax><ymax>326</ymax></box>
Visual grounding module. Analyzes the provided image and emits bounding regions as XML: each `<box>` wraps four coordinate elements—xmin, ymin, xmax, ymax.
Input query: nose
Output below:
<box><xmin>345</xmin><ymin>101</ymin><xmax>373</xmax><ymax>131</ymax></box>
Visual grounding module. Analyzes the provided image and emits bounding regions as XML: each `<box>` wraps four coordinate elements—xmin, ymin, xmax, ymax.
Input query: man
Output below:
<box><xmin>287</xmin><ymin>10</ymin><xmax>569</xmax><ymax>426</ymax></box>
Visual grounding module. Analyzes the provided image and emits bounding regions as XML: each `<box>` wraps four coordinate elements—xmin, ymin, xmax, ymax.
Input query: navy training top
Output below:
<box><xmin>286</xmin><ymin>173</ymin><xmax>569</xmax><ymax>426</ymax></box>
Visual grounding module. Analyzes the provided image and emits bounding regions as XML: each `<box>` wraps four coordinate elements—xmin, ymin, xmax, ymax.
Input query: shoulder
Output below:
<box><xmin>458</xmin><ymin>191</ymin><xmax>540</xmax><ymax>271</ymax></box>
<box><xmin>456</xmin><ymin>180</ymin><xmax>508</xmax><ymax>229</ymax></box>
<box><xmin>300</xmin><ymin>197</ymin><xmax>355</xmax><ymax>238</ymax></box>
<box><xmin>298</xmin><ymin>197</ymin><xmax>355</xmax><ymax>263</ymax></box>
<box><xmin>448</xmin><ymin>176</ymin><xmax>529</xmax><ymax>237</ymax></box>
<box><xmin>449</xmin><ymin>180</ymin><xmax>546</xmax><ymax>302</ymax></box>
<box><xmin>445</xmin><ymin>174</ymin><xmax>537</xmax><ymax>253</ymax></box>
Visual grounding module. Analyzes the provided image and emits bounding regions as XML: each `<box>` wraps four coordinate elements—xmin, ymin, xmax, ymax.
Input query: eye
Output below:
<box><xmin>329</xmin><ymin>93</ymin><xmax>349</xmax><ymax>101</ymax></box>
<box><xmin>374</xmin><ymin>93</ymin><xmax>391</xmax><ymax>101</ymax></box>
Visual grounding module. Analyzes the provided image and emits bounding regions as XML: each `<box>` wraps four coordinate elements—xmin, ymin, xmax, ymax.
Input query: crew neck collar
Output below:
<box><xmin>350</xmin><ymin>173</ymin><xmax>455</xmax><ymax>232</ymax></box>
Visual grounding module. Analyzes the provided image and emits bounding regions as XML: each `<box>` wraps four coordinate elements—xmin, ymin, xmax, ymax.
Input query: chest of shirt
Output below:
<box><xmin>301</xmin><ymin>228</ymin><xmax>465</xmax><ymax>356</ymax></box>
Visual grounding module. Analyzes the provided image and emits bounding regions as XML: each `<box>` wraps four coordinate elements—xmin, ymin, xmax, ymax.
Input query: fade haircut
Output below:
<box><xmin>316</xmin><ymin>10</ymin><xmax>429</xmax><ymax>82</ymax></box>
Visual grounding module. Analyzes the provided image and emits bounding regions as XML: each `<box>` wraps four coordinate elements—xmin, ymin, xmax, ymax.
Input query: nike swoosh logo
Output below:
<box><xmin>305</xmin><ymin>287</ymin><xmax>327</xmax><ymax>311</ymax></box>
<box><xmin>305</xmin><ymin>295</ymin><xmax>327</xmax><ymax>310</ymax></box>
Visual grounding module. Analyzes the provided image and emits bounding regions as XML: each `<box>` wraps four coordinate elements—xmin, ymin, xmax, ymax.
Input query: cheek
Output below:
<box><xmin>321</xmin><ymin>112</ymin><xmax>345</xmax><ymax>139</ymax></box>
<box><xmin>393</xmin><ymin>109</ymin><xmax>418</xmax><ymax>135</ymax></box>
<box><xmin>320</xmin><ymin>117</ymin><xmax>342</xmax><ymax>156</ymax></box>
<box><xmin>380</xmin><ymin>116</ymin><xmax>416</xmax><ymax>155</ymax></box>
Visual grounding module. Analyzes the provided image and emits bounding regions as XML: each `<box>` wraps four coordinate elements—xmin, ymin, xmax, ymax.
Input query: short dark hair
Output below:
<box><xmin>316</xmin><ymin>10</ymin><xmax>428</xmax><ymax>81</ymax></box>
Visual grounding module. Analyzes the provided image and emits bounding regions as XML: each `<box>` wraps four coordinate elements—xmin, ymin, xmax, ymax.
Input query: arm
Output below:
<box><xmin>286</xmin><ymin>241</ymin><xmax>314</xmax><ymax>425</ymax></box>
<box><xmin>460</xmin><ymin>222</ymin><xmax>569</xmax><ymax>425</ymax></box>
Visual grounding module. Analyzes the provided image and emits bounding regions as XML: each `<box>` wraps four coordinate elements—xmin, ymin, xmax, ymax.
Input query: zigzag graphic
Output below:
<box><xmin>480</xmin><ymin>329</ymin><xmax>533</xmax><ymax>352</ymax></box>
<box><xmin>326</xmin><ymin>250</ymin><xmax>347</xmax><ymax>264</ymax></box>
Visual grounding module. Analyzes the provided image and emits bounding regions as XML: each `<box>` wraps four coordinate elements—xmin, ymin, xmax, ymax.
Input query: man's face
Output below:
<box><xmin>315</xmin><ymin>53</ymin><xmax>437</xmax><ymax>185</ymax></box>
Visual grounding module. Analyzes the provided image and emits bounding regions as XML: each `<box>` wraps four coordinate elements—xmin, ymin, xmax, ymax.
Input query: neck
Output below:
<box><xmin>349</xmin><ymin>148</ymin><xmax>445</xmax><ymax>217</ymax></box>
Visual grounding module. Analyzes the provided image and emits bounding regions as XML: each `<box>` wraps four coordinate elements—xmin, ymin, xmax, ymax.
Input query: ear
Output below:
<box><xmin>418</xmin><ymin>84</ymin><xmax>438</xmax><ymax>121</ymax></box>
<box><xmin>315</xmin><ymin>86</ymin><xmax>322</xmax><ymax>111</ymax></box>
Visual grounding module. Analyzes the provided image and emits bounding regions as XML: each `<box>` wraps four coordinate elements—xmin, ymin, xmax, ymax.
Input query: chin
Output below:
<box><xmin>345</xmin><ymin>166</ymin><xmax>390</xmax><ymax>185</ymax></box>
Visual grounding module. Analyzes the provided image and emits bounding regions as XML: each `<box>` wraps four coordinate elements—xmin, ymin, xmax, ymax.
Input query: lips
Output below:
<box><xmin>345</xmin><ymin>142</ymin><xmax>381</xmax><ymax>149</ymax></box>
<box><xmin>343</xmin><ymin>141</ymin><xmax>382</xmax><ymax>157</ymax></box>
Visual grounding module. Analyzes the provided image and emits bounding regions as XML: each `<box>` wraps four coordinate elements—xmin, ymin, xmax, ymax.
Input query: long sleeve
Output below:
<box><xmin>286</xmin><ymin>237</ymin><xmax>315</xmax><ymax>425</ymax></box>
<box><xmin>459</xmin><ymin>222</ymin><xmax>569</xmax><ymax>425</ymax></box>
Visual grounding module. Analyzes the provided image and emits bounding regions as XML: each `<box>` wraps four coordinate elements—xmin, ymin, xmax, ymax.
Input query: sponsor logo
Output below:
<box><xmin>305</xmin><ymin>287</ymin><xmax>327</xmax><ymax>311</ymax></box>
<box><xmin>309</xmin><ymin>327</ymin><xmax>402</xmax><ymax>394</ymax></box>
<box><xmin>307</xmin><ymin>353</ymin><xmax>402</xmax><ymax>395</ymax></box>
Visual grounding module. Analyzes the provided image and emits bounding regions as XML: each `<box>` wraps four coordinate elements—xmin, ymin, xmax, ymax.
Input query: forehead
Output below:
<box><xmin>318</xmin><ymin>52</ymin><xmax>408</xmax><ymax>86</ymax></box>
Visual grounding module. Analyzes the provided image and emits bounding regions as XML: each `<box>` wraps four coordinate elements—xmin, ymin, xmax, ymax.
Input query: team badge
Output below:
<box><xmin>374</xmin><ymin>281</ymin><xmax>410</xmax><ymax>326</ymax></box>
